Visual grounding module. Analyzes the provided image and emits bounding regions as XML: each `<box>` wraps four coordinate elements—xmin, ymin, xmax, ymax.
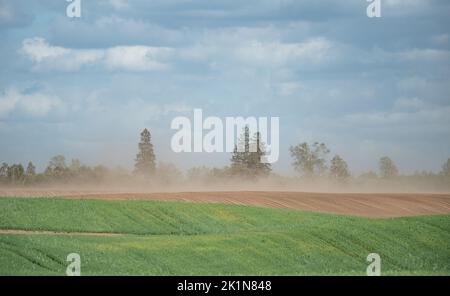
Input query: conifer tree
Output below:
<box><xmin>250</xmin><ymin>132</ymin><xmax>271</xmax><ymax>176</ymax></box>
<box><xmin>134</xmin><ymin>128</ymin><xmax>156</xmax><ymax>175</ymax></box>
<box><xmin>230</xmin><ymin>127</ymin><xmax>271</xmax><ymax>177</ymax></box>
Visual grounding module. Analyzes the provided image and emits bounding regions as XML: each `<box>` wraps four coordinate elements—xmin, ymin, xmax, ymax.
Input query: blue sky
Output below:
<box><xmin>0</xmin><ymin>0</ymin><xmax>449</xmax><ymax>174</ymax></box>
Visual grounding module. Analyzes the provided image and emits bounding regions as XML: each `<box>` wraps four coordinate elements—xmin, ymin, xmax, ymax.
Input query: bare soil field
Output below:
<box><xmin>2</xmin><ymin>189</ymin><xmax>450</xmax><ymax>217</ymax></box>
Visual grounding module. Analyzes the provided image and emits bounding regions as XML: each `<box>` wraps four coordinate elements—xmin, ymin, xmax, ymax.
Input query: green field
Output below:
<box><xmin>0</xmin><ymin>197</ymin><xmax>449</xmax><ymax>275</ymax></box>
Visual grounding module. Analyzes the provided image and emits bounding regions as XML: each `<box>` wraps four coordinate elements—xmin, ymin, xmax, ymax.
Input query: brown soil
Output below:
<box><xmin>1</xmin><ymin>189</ymin><xmax>450</xmax><ymax>217</ymax></box>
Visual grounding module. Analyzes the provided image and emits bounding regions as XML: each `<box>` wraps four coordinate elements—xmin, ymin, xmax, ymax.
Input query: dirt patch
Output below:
<box><xmin>2</xmin><ymin>189</ymin><xmax>450</xmax><ymax>217</ymax></box>
<box><xmin>82</xmin><ymin>191</ymin><xmax>450</xmax><ymax>217</ymax></box>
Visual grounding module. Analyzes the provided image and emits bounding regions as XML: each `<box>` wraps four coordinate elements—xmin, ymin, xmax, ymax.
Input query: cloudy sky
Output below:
<box><xmin>0</xmin><ymin>0</ymin><xmax>449</xmax><ymax>174</ymax></box>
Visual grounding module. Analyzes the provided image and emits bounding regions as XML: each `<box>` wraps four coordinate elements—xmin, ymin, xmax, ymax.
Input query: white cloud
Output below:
<box><xmin>21</xmin><ymin>37</ymin><xmax>69</xmax><ymax>62</ymax></box>
<box><xmin>23</xmin><ymin>34</ymin><xmax>448</xmax><ymax>77</ymax></box>
<box><xmin>178</xmin><ymin>31</ymin><xmax>335</xmax><ymax>75</ymax></box>
<box><xmin>105</xmin><ymin>46</ymin><xmax>172</xmax><ymax>71</ymax></box>
<box><xmin>21</xmin><ymin>37</ymin><xmax>172</xmax><ymax>72</ymax></box>
<box><xmin>21</xmin><ymin>35</ymin><xmax>335</xmax><ymax>73</ymax></box>
<box><xmin>21</xmin><ymin>38</ymin><xmax>103</xmax><ymax>70</ymax></box>
<box><xmin>0</xmin><ymin>88</ymin><xmax>62</xmax><ymax>118</ymax></box>
<box><xmin>235</xmin><ymin>38</ymin><xmax>332</xmax><ymax>67</ymax></box>
<box><xmin>397</xmin><ymin>48</ymin><xmax>450</xmax><ymax>62</ymax></box>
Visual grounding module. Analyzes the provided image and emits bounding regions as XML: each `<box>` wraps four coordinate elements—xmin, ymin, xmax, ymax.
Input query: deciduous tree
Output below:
<box><xmin>330</xmin><ymin>155</ymin><xmax>350</xmax><ymax>183</ymax></box>
<box><xmin>289</xmin><ymin>142</ymin><xmax>330</xmax><ymax>178</ymax></box>
<box><xmin>45</xmin><ymin>155</ymin><xmax>68</xmax><ymax>177</ymax></box>
<box><xmin>379</xmin><ymin>156</ymin><xmax>398</xmax><ymax>178</ymax></box>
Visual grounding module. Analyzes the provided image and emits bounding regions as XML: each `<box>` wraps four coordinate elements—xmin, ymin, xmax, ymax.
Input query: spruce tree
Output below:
<box><xmin>250</xmin><ymin>132</ymin><xmax>271</xmax><ymax>176</ymax></box>
<box><xmin>230</xmin><ymin>127</ymin><xmax>271</xmax><ymax>177</ymax></box>
<box><xmin>230</xmin><ymin>126</ymin><xmax>250</xmax><ymax>176</ymax></box>
<box><xmin>134</xmin><ymin>128</ymin><xmax>156</xmax><ymax>175</ymax></box>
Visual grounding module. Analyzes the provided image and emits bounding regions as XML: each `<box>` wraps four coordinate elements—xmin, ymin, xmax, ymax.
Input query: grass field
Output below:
<box><xmin>0</xmin><ymin>197</ymin><xmax>449</xmax><ymax>275</ymax></box>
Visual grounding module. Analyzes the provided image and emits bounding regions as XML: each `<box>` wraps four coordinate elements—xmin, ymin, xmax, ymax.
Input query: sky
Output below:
<box><xmin>0</xmin><ymin>0</ymin><xmax>449</xmax><ymax>175</ymax></box>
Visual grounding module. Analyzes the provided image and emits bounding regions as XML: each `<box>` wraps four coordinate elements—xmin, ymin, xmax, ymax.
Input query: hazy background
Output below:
<box><xmin>1</xmin><ymin>0</ymin><xmax>449</xmax><ymax>175</ymax></box>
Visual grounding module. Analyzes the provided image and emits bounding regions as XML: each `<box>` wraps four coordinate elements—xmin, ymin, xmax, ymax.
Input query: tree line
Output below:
<box><xmin>288</xmin><ymin>142</ymin><xmax>411</xmax><ymax>183</ymax></box>
<box><xmin>1</xmin><ymin>128</ymin><xmax>450</xmax><ymax>186</ymax></box>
